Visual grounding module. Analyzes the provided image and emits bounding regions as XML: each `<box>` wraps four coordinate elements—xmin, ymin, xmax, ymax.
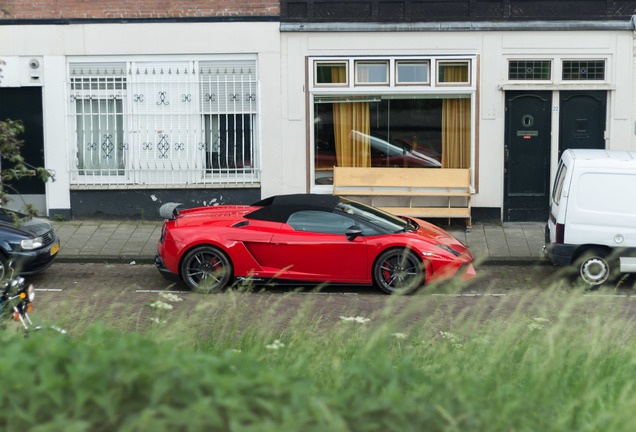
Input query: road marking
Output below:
<box><xmin>136</xmin><ymin>289</ymin><xmax>189</xmax><ymax>294</ymax></box>
<box><xmin>432</xmin><ymin>293</ymin><xmax>507</xmax><ymax>297</ymax></box>
<box><xmin>35</xmin><ymin>288</ymin><xmax>64</xmax><ymax>292</ymax></box>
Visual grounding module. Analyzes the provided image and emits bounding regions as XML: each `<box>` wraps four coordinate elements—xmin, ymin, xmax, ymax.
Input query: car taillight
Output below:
<box><xmin>555</xmin><ymin>223</ymin><xmax>565</xmax><ymax>244</ymax></box>
<box><xmin>160</xmin><ymin>224</ymin><xmax>167</xmax><ymax>244</ymax></box>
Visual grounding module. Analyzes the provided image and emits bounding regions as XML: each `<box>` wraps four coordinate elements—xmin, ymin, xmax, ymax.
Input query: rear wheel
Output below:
<box><xmin>373</xmin><ymin>248</ymin><xmax>424</xmax><ymax>294</ymax></box>
<box><xmin>574</xmin><ymin>248</ymin><xmax>616</xmax><ymax>288</ymax></box>
<box><xmin>180</xmin><ymin>246</ymin><xmax>233</xmax><ymax>292</ymax></box>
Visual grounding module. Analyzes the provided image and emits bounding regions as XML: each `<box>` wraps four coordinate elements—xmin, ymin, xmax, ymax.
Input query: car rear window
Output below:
<box><xmin>552</xmin><ymin>163</ymin><xmax>567</xmax><ymax>205</ymax></box>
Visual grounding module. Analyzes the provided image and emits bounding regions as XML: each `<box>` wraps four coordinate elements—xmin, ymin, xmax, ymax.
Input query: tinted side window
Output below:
<box><xmin>287</xmin><ymin>210</ymin><xmax>355</xmax><ymax>235</ymax></box>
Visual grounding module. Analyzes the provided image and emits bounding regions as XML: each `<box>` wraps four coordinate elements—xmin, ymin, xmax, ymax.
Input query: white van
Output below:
<box><xmin>544</xmin><ymin>149</ymin><xmax>636</xmax><ymax>286</ymax></box>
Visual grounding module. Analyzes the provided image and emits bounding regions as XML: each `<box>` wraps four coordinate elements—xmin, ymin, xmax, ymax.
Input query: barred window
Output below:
<box><xmin>562</xmin><ymin>60</ymin><xmax>605</xmax><ymax>81</ymax></box>
<box><xmin>508</xmin><ymin>60</ymin><xmax>551</xmax><ymax>80</ymax></box>
<box><xmin>68</xmin><ymin>59</ymin><xmax>259</xmax><ymax>187</ymax></box>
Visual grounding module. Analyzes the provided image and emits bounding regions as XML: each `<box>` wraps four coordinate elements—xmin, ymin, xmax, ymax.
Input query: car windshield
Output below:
<box><xmin>335</xmin><ymin>198</ymin><xmax>411</xmax><ymax>233</ymax></box>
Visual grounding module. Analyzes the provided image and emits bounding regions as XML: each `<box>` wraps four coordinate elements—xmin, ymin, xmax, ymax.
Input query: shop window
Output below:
<box><xmin>313</xmin><ymin>95</ymin><xmax>471</xmax><ymax>185</ymax></box>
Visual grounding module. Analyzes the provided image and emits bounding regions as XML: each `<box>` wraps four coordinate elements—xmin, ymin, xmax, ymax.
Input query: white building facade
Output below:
<box><xmin>279</xmin><ymin>21</ymin><xmax>636</xmax><ymax>222</ymax></box>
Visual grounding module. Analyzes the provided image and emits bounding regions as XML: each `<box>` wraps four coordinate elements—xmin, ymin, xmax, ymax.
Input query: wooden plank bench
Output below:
<box><xmin>333</xmin><ymin>167</ymin><xmax>472</xmax><ymax>229</ymax></box>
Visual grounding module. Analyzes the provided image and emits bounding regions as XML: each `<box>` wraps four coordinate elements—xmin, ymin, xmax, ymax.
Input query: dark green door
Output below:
<box><xmin>0</xmin><ymin>87</ymin><xmax>45</xmax><ymax>195</ymax></box>
<box><xmin>559</xmin><ymin>90</ymin><xmax>606</xmax><ymax>156</ymax></box>
<box><xmin>504</xmin><ymin>91</ymin><xmax>552</xmax><ymax>222</ymax></box>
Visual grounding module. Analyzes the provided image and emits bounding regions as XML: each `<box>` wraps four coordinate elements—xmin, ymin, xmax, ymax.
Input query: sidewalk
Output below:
<box><xmin>51</xmin><ymin>220</ymin><xmax>549</xmax><ymax>266</ymax></box>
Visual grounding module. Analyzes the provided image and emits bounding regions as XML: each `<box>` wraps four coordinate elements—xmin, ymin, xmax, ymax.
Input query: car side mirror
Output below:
<box><xmin>346</xmin><ymin>226</ymin><xmax>363</xmax><ymax>241</ymax></box>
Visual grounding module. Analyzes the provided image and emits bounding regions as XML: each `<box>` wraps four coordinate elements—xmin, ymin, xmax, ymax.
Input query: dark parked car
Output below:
<box><xmin>0</xmin><ymin>209</ymin><xmax>60</xmax><ymax>280</ymax></box>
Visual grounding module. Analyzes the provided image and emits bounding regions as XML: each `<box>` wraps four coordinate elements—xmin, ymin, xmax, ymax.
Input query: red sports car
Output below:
<box><xmin>155</xmin><ymin>194</ymin><xmax>475</xmax><ymax>294</ymax></box>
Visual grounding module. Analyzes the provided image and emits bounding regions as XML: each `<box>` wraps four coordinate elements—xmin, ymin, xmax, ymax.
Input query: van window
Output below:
<box><xmin>552</xmin><ymin>164</ymin><xmax>567</xmax><ymax>205</ymax></box>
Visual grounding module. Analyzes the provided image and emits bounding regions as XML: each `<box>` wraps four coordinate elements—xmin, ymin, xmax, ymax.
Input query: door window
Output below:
<box><xmin>287</xmin><ymin>210</ymin><xmax>355</xmax><ymax>235</ymax></box>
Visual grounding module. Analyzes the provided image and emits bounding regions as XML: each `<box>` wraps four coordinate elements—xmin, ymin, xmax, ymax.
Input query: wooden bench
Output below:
<box><xmin>333</xmin><ymin>167</ymin><xmax>472</xmax><ymax>229</ymax></box>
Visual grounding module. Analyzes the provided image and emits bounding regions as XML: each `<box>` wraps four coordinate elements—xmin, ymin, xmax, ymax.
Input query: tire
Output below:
<box><xmin>575</xmin><ymin>248</ymin><xmax>616</xmax><ymax>288</ymax></box>
<box><xmin>180</xmin><ymin>246</ymin><xmax>233</xmax><ymax>292</ymax></box>
<box><xmin>0</xmin><ymin>254</ymin><xmax>6</xmax><ymax>281</ymax></box>
<box><xmin>373</xmin><ymin>248</ymin><xmax>424</xmax><ymax>294</ymax></box>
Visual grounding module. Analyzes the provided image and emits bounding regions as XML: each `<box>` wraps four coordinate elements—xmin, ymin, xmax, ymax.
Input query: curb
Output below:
<box><xmin>56</xmin><ymin>255</ymin><xmax>549</xmax><ymax>267</ymax></box>
<box><xmin>56</xmin><ymin>256</ymin><xmax>157</xmax><ymax>265</ymax></box>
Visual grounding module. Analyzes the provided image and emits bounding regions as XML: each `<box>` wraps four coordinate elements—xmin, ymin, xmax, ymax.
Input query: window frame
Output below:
<box><xmin>314</xmin><ymin>60</ymin><xmax>349</xmax><ymax>87</ymax></box>
<box><xmin>354</xmin><ymin>60</ymin><xmax>390</xmax><ymax>86</ymax></box>
<box><xmin>67</xmin><ymin>56</ymin><xmax>260</xmax><ymax>188</ymax></box>
<box><xmin>507</xmin><ymin>59</ymin><xmax>553</xmax><ymax>82</ymax></box>
<box><xmin>436</xmin><ymin>60</ymin><xmax>471</xmax><ymax>86</ymax></box>
<box><xmin>561</xmin><ymin>59</ymin><xmax>606</xmax><ymax>81</ymax></box>
<box><xmin>308</xmin><ymin>55</ymin><xmax>477</xmax><ymax>195</ymax></box>
<box><xmin>395</xmin><ymin>60</ymin><xmax>431</xmax><ymax>86</ymax></box>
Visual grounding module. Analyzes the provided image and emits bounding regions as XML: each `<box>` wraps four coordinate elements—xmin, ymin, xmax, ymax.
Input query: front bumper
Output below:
<box><xmin>9</xmin><ymin>239</ymin><xmax>60</xmax><ymax>275</ymax></box>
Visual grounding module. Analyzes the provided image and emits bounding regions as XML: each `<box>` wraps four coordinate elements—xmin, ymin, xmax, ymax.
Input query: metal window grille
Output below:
<box><xmin>68</xmin><ymin>60</ymin><xmax>259</xmax><ymax>186</ymax></box>
<box><xmin>508</xmin><ymin>60</ymin><xmax>551</xmax><ymax>80</ymax></box>
<box><xmin>562</xmin><ymin>60</ymin><xmax>605</xmax><ymax>81</ymax></box>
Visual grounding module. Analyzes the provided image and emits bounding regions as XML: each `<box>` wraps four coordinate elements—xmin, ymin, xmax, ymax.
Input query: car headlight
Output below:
<box><xmin>434</xmin><ymin>244</ymin><xmax>462</xmax><ymax>257</ymax></box>
<box><xmin>21</xmin><ymin>237</ymin><xmax>43</xmax><ymax>250</ymax></box>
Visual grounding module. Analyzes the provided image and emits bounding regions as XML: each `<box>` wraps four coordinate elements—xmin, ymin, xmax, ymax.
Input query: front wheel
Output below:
<box><xmin>373</xmin><ymin>248</ymin><xmax>424</xmax><ymax>294</ymax></box>
<box><xmin>0</xmin><ymin>254</ymin><xmax>8</xmax><ymax>281</ymax></box>
<box><xmin>180</xmin><ymin>246</ymin><xmax>233</xmax><ymax>292</ymax></box>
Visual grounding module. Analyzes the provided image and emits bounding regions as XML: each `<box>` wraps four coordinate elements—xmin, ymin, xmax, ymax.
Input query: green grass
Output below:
<box><xmin>3</xmin><ymin>284</ymin><xmax>636</xmax><ymax>431</ymax></box>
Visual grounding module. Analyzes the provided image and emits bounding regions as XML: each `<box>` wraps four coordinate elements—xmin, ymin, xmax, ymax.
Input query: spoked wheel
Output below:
<box><xmin>180</xmin><ymin>246</ymin><xmax>233</xmax><ymax>292</ymax></box>
<box><xmin>575</xmin><ymin>248</ymin><xmax>616</xmax><ymax>288</ymax></box>
<box><xmin>373</xmin><ymin>248</ymin><xmax>424</xmax><ymax>294</ymax></box>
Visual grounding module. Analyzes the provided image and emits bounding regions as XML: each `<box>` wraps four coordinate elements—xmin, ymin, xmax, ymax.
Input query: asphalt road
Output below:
<box><xmin>20</xmin><ymin>262</ymin><xmax>636</xmax><ymax>334</ymax></box>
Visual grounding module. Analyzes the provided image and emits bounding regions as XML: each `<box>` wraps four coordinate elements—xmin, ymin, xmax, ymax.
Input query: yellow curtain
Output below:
<box><xmin>441</xmin><ymin>66</ymin><xmax>471</xmax><ymax>168</ymax></box>
<box><xmin>333</xmin><ymin>102</ymin><xmax>371</xmax><ymax>167</ymax></box>
<box><xmin>441</xmin><ymin>98</ymin><xmax>470</xmax><ymax>168</ymax></box>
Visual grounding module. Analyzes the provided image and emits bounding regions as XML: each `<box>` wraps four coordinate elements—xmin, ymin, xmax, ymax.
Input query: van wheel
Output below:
<box><xmin>575</xmin><ymin>248</ymin><xmax>615</xmax><ymax>288</ymax></box>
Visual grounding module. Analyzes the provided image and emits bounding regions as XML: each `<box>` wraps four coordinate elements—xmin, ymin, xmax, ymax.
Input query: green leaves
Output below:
<box><xmin>0</xmin><ymin>119</ymin><xmax>53</xmax><ymax>215</ymax></box>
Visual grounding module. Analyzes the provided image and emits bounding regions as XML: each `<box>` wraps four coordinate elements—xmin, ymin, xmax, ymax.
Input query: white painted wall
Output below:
<box><xmin>0</xmin><ymin>22</ymin><xmax>282</xmax><ymax>212</ymax></box>
<box><xmin>280</xmin><ymin>29</ymin><xmax>635</xmax><ymax>211</ymax></box>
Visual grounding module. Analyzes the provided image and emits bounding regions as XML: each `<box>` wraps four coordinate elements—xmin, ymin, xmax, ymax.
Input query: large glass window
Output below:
<box><xmin>68</xmin><ymin>58</ymin><xmax>259</xmax><ymax>186</ymax></box>
<box><xmin>314</xmin><ymin>95</ymin><xmax>471</xmax><ymax>185</ymax></box>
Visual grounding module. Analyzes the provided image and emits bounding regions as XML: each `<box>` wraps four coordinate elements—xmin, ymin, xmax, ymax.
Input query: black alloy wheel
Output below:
<box><xmin>373</xmin><ymin>248</ymin><xmax>424</xmax><ymax>294</ymax></box>
<box><xmin>180</xmin><ymin>246</ymin><xmax>233</xmax><ymax>292</ymax></box>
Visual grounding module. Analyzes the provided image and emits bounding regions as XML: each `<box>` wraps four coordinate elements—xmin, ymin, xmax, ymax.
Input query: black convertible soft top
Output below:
<box><xmin>246</xmin><ymin>194</ymin><xmax>341</xmax><ymax>223</ymax></box>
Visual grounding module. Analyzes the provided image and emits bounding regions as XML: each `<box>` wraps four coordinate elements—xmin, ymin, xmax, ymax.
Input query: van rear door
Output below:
<box><xmin>548</xmin><ymin>159</ymin><xmax>569</xmax><ymax>243</ymax></box>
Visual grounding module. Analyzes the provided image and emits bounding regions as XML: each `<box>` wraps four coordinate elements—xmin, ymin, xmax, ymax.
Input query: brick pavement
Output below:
<box><xmin>50</xmin><ymin>219</ymin><xmax>548</xmax><ymax>265</ymax></box>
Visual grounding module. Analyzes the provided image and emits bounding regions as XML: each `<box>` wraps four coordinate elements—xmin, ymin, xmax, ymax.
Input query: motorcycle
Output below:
<box><xmin>0</xmin><ymin>275</ymin><xmax>66</xmax><ymax>334</ymax></box>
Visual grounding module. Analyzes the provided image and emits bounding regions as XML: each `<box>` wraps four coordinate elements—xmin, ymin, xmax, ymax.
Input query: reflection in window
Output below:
<box><xmin>396</xmin><ymin>61</ymin><xmax>430</xmax><ymax>84</ymax></box>
<box><xmin>314</xmin><ymin>95</ymin><xmax>471</xmax><ymax>185</ymax></box>
<box><xmin>315</xmin><ymin>62</ymin><xmax>348</xmax><ymax>85</ymax></box>
<box><xmin>287</xmin><ymin>210</ymin><xmax>354</xmax><ymax>234</ymax></box>
<box><xmin>355</xmin><ymin>61</ymin><xmax>389</xmax><ymax>85</ymax></box>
